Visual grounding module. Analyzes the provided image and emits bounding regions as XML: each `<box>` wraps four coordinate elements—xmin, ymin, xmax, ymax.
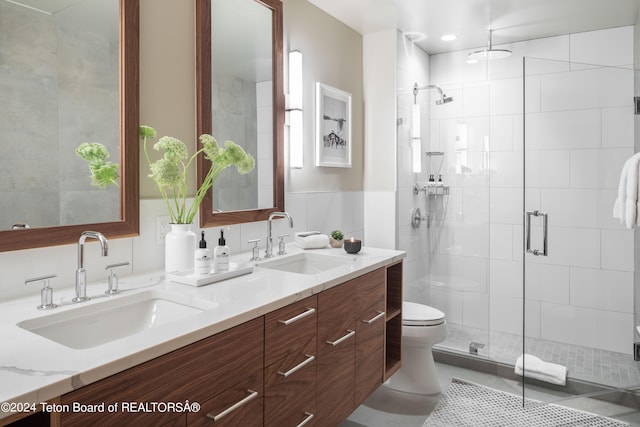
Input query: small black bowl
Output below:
<box><xmin>344</xmin><ymin>239</ymin><xmax>362</xmax><ymax>254</ymax></box>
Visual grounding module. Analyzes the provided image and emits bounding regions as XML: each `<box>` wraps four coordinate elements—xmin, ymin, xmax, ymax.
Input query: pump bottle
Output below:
<box><xmin>194</xmin><ymin>231</ymin><xmax>212</xmax><ymax>275</ymax></box>
<box><xmin>214</xmin><ymin>230</ymin><xmax>230</xmax><ymax>272</ymax></box>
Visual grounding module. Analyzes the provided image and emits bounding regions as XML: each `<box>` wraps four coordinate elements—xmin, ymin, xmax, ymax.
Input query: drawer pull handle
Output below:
<box><xmin>206</xmin><ymin>389</ymin><xmax>258</xmax><ymax>422</ymax></box>
<box><xmin>363</xmin><ymin>311</ymin><xmax>385</xmax><ymax>324</ymax></box>
<box><xmin>278</xmin><ymin>354</ymin><xmax>315</xmax><ymax>377</ymax></box>
<box><xmin>296</xmin><ymin>412</ymin><xmax>315</xmax><ymax>427</ymax></box>
<box><xmin>278</xmin><ymin>307</ymin><xmax>316</xmax><ymax>325</ymax></box>
<box><xmin>327</xmin><ymin>329</ymin><xmax>355</xmax><ymax>346</ymax></box>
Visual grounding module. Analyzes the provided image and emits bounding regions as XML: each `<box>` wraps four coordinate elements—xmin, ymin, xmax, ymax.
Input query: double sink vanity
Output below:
<box><xmin>0</xmin><ymin>244</ymin><xmax>404</xmax><ymax>426</ymax></box>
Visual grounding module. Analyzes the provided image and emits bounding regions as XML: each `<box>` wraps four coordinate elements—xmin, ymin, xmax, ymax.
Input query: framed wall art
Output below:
<box><xmin>315</xmin><ymin>82</ymin><xmax>352</xmax><ymax>167</ymax></box>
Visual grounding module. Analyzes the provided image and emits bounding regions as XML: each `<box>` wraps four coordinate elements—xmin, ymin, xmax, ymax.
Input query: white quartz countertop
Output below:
<box><xmin>0</xmin><ymin>244</ymin><xmax>404</xmax><ymax>420</ymax></box>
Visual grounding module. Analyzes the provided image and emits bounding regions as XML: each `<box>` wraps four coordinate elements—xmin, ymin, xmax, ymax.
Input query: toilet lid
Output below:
<box><xmin>403</xmin><ymin>301</ymin><xmax>445</xmax><ymax>326</ymax></box>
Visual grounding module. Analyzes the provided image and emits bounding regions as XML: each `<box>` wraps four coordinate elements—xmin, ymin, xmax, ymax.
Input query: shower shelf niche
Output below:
<box><xmin>414</xmin><ymin>183</ymin><xmax>450</xmax><ymax>196</ymax></box>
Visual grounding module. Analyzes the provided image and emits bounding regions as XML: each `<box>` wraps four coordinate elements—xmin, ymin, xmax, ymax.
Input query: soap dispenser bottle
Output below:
<box><xmin>213</xmin><ymin>230</ymin><xmax>230</xmax><ymax>272</ymax></box>
<box><xmin>194</xmin><ymin>231</ymin><xmax>212</xmax><ymax>275</ymax></box>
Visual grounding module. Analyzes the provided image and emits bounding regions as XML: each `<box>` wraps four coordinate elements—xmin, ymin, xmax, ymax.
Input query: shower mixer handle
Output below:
<box><xmin>526</xmin><ymin>210</ymin><xmax>548</xmax><ymax>256</ymax></box>
<box><xmin>411</xmin><ymin>207</ymin><xmax>428</xmax><ymax>229</ymax></box>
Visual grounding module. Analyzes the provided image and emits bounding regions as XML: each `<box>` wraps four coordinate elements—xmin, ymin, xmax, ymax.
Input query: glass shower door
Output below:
<box><xmin>523</xmin><ymin>57</ymin><xmax>639</xmax><ymax>413</ymax></box>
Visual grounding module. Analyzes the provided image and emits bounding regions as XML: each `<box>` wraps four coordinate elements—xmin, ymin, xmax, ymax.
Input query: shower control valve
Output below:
<box><xmin>411</xmin><ymin>208</ymin><xmax>428</xmax><ymax>229</ymax></box>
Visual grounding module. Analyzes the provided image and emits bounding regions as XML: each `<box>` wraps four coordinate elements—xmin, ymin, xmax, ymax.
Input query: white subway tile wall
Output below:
<box><xmin>0</xmin><ymin>192</ymin><xmax>364</xmax><ymax>302</ymax></box>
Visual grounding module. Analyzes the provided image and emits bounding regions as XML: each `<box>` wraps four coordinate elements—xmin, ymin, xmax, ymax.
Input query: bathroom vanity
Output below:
<box><xmin>0</xmin><ymin>246</ymin><xmax>404</xmax><ymax>426</ymax></box>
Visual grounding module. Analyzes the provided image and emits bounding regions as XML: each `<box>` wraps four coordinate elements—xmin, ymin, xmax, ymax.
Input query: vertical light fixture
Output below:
<box><xmin>288</xmin><ymin>50</ymin><xmax>303</xmax><ymax>168</ymax></box>
<box><xmin>411</xmin><ymin>82</ymin><xmax>421</xmax><ymax>173</ymax></box>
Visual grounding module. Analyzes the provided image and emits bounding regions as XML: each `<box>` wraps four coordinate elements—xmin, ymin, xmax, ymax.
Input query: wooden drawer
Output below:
<box><xmin>317</xmin><ymin>282</ymin><xmax>356</xmax><ymax>426</ymax></box>
<box><xmin>317</xmin><ymin>282</ymin><xmax>355</xmax><ymax>350</ymax></box>
<box><xmin>355</xmin><ymin>299</ymin><xmax>385</xmax><ymax>406</ymax></box>
<box><xmin>60</xmin><ymin>317</ymin><xmax>264</xmax><ymax>426</ymax></box>
<box><xmin>160</xmin><ymin>416</ymin><xmax>186</xmax><ymax>426</ymax></box>
<box><xmin>265</xmin><ymin>295</ymin><xmax>317</xmax><ymax>367</ymax></box>
<box><xmin>316</xmin><ymin>328</ymin><xmax>355</xmax><ymax>427</ymax></box>
<box><xmin>354</xmin><ymin>269</ymin><xmax>385</xmax><ymax>317</ymax></box>
<box><xmin>264</xmin><ymin>339</ymin><xmax>316</xmax><ymax>427</ymax></box>
<box><xmin>186</xmin><ymin>370</ymin><xmax>263</xmax><ymax>427</ymax></box>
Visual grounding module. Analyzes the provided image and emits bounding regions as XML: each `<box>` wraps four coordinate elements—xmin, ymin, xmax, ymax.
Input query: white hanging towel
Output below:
<box><xmin>613</xmin><ymin>152</ymin><xmax>640</xmax><ymax>229</ymax></box>
<box><xmin>514</xmin><ymin>354</ymin><xmax>567</xmax><ymax>386</ymax></box>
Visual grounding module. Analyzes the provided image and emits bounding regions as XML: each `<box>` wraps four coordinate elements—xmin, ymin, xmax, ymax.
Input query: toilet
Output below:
<box><xmin>385</xmin><ymin>301</ymin><xmax>447</xmax><ymax>395</ymax></box>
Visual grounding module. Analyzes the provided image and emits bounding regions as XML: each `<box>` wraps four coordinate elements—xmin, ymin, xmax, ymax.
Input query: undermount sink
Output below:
<box><xmin>17</xmin><ymin>290</ymin><xmax>214</xmax><ymax>349</ymax></box>
<box><xmin>258</xmin><ymin>252</ymin><xmax>355</xmax><ymax>275</ymax></box>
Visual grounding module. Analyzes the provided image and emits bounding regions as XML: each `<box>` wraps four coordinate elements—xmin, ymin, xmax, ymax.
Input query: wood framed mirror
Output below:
<box><xmin>196</xmin><ymin>0</ymin><xmax>284</xmax><ymax>227</ymax></box>
<box><xmin>0</xmin><ymin>0</ymin><xmax>139</xmax><ymax>252</ymax></box>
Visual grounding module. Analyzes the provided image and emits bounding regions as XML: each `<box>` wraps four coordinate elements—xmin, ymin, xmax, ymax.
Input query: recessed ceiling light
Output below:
<box><xmin>441</xmin><ymin>34</ymin><xmax>456</xmax><ymax>42</ymax></box>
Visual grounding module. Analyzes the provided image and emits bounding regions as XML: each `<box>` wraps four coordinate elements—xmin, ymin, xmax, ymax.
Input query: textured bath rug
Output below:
<box><xmin>423</xmin><ymin>378</ymin><xmax>628</xmax><ymax>427</ymax></box>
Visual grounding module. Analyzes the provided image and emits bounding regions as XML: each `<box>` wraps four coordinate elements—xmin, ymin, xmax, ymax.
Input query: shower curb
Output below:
<box><xmin>433</xmin><ymin>348</ymin><xmax>640</xmax><ymax>410</ymax></box>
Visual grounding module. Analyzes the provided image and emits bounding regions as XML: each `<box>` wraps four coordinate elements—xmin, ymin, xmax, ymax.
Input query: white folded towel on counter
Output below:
<box><xmin>514</xmin><ymin>353</ymin><xmax>567</xmax><ymax>386</ymax></box>
<box><xmin>295</xmin><ymin>231</ymin><xmax>329</xmax><ymax>249</ymax></box>
<box><xmin>614</xmin><ymin>152</ymin><xmax>640</xmax><ymax>229</ymax></box>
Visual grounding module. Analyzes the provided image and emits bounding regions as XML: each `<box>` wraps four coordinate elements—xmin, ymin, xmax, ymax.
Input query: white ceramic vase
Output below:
<box><xmin>165</xmin><ymin>223</ymin><xmax>196</xmax><ymax>273</ymax></box>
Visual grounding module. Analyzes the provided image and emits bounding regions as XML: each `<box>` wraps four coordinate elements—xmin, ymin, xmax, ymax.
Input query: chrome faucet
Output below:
<box><xmin>74</xmin><ymin>231</ymin><xmax>109</xmax><ymax>303</ymax></box>
<box><xmin>265</xmin><ymin>212</ymin><xmax>293</xmax><ymax>258</ymax></box>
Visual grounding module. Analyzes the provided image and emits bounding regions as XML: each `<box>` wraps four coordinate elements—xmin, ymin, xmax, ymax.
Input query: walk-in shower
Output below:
<box><xmin>394</xmin><ymin>25</ymin><xmax>640</xmax><ymax>423</ymax></box>
<box><xmin>397</xmin><ymin>31</ymin><xmax>639</xmax><ymax>422</ymax></box>
<box><xmin>420</xmin><ymin>56</ymin><xmax>639</xmax><ymax>405</ymax></box>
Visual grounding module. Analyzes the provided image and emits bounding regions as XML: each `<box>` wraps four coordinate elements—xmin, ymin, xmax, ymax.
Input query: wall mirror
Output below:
<box><xmin>0</xmin><ymin>0</ymin><xmax>139</xmax><ymax>252</ymax></box>
<box><xmin>196</xmin><ymin>0</ymin><xmax>284</xmax><ymax>226</ymax></box>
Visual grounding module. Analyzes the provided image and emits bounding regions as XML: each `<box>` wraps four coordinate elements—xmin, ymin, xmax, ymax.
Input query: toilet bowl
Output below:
<box><xmin>385</xmin><ymin>301</ymin><xmax>447</xmax><ymax>395</ymax></box>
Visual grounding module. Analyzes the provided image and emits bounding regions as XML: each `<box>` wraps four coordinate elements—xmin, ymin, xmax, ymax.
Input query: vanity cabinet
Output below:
<box><xmin>317</xmin><ymin>268</ymin><xmax>388</xmax><ymax>425</ymax></box>
<box><xmin>264</xmin><ymin>296</ymin><xmax>317</xmax><ymax>427</ymax></box>
<box><xmin>6</xmin><ymin>260</ymin><xmax>403</xmax><ymax>427</ymax></box>
<box><xmin>58</xmin><ymin>317</ymin><xmax>264</xmax><ymax>427</ymax></box>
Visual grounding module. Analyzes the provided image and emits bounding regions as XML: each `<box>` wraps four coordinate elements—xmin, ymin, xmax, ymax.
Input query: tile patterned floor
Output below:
<box><xmin>438</xmin><ymin>323</ymin><xmax>640</xmax><ymax>388</ymax></box>
<box><xmin>342</xmin><ymin>362</ymin><xmax>640</xmax><ymax>427</ymax></box>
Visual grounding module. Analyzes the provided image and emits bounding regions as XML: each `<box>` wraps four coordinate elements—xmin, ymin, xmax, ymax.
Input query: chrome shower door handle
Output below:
<box><xmin>526</xmin><ymin>210</ymin><xmax>548</xmax><ymax>256</ymax></box>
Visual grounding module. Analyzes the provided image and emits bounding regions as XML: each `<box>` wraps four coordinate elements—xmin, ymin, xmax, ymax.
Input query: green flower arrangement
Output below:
<box><xmin>75</xmin><ymin>142</ymin><xmax>120</xmax><ymax>189</ymax></box>
<box><xmin>140</xmin><ymin>125</ymin><xmax>255</xmax><ymax>224</ymax></box>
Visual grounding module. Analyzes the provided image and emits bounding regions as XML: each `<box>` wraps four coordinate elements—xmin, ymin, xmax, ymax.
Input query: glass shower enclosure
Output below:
<box><xmin>420</xmin><ymin>56</ymin><xmax>640</xmax><ymax>416</ymax></box>
<box><xmin>522</xmin><ymin>57</ymin><xmax>639</xmax><ymax>406</ymax></box>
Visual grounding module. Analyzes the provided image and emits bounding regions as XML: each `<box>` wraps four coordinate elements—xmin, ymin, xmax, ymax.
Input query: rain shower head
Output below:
<box><xmin>468</xmin><ymin>29</ymin><xmax>512</xmax><ymax>61</ymax></box>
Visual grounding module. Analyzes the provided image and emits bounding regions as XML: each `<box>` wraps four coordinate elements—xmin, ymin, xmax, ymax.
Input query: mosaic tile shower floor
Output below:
<box><xmin>438</xmin><ymin>324</ymin><xmax>640</xmax><ymax>388</ymax></box>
